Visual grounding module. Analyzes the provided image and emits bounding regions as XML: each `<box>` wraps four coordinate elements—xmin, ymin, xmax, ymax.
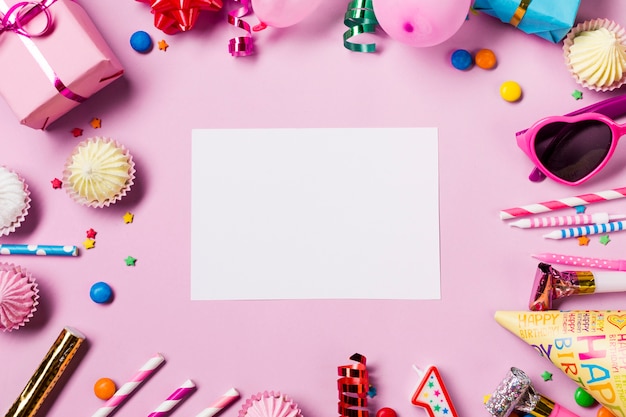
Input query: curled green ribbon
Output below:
<box><xmin>343</xmin><ymin>0</ymin><xmax>378</xmax><ymax>53</ymax></box>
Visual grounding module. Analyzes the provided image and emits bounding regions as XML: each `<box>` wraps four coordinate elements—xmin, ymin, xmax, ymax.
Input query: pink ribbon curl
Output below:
<box><xmin>227</xmin><ymin>0</ymin><xmax>253</xmax><ymax>56</ymax></box>
<box><xmin>0</xmin><ymin>0</ymin><xmax>86</xmax><ymax>103</ymax></box>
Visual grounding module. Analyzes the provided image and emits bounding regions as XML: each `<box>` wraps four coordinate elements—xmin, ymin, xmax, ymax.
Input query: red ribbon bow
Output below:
<box><xmin>137</xmin><ymin>0</ymin><xmax>223</xmax><ymax>34</ymax></box>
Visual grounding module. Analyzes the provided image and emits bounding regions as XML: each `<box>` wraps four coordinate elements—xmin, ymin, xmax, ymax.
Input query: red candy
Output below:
<box><xmin>376</xmin><ymin>407</ymin><xmax>397</xmax><ymax>417</ymax></box>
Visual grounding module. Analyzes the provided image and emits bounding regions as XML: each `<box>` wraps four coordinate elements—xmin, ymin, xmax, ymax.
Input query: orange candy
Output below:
<box><xmin>598</xmin><ymin>406</ymin><xmax>615</xmax><ymax>417</ymax></box>
<box><xmin>94</xmin><ymin>377</ymin><xmax>116</xmax><ymax>400</ymax></box>
<box><xmin>475</xmin><ymin>49</ymin><xmax>497</xmax><ymax>69</ymax></box>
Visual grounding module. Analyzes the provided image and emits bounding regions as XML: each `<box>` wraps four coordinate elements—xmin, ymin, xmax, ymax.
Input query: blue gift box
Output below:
<box><xmin>472</xmin><ymin>0</ymin><xmax>581</xmax><ymax>43</ymax></box>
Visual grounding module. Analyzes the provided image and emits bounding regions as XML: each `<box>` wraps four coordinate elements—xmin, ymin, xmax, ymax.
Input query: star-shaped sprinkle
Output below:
<box><xmin>600</xmin><ymin>235</ymin><xmax>611</xmax><ymax>245</ymax></box>
<box><xmin>578</xmin><ymin>235</ymin><xmax>590</xmax><ymax>246</ymax></box>
<box><xmin>90</xmin><ymin>117</ymin><xmax>101</xmax><ymax>129</ymax></box>
<box><xmin>71</xmin><ymin>127</ymin><xmax>83</xmax><ymax>137</ymax></box>
<box><xmin>158</xmin><ymin>39</ymin><xmax>169</xmax><ymax>51</ymax></box>
<box><xmin>575</xmin><ymin>205</ymin><xmax>586</xmax><ymax>214</ymax></box>
<box><xmin>541</xmin><ymin>371</ymin><xmax>553</xmax><ymax>381</ymax></box>
<box><xmin>483</xmin><ymin>395</ymin><xmax>491</xmax><ymax>404</ymax></box>
<box><xmin>123</xmin><ymin>212</ymin><xmax>134</xmax><ymax>224</ymax></box>
<box><xmin>124</xmin><ymin>256</ymin><xmax>137</xmax><ymax>266</ymax></box>
<box><xmin>86</xmin><ymin>228</ymin><xmax>97</xmax><ymax>239</ymax></box>
<box><xmin>51</xmin><ymin>178</ymin><xmax>62</xmax><ymax>189</ymax></box>
<box><xmin>572</xmin><ymin>90</ymin><xmax>583</xmax><ymax>100</ymax></box>
<box><xmin>366</xmin><ymin>385</ymin><xmax>376</xmax><ymax>398</ymax></box>
<box><xmin>83</xmin><ymin>238</ymin><xmax>96</xmax><ymax>249</ymax></box>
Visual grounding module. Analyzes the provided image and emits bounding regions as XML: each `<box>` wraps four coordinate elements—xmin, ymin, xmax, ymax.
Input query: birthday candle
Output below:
<box><xmin>509</xmin><ymin>213</ymin><xmax>626</xmax><ymax>229</ymax></box>
<box><xmin>543</xmin><ymin>220</ymin><xmax>626</xmax><ymax>239</ymax></box>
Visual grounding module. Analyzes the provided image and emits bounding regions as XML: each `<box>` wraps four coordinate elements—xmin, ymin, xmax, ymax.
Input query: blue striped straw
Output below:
<box><xmin>543</xmin><ymin>220</ymin><xmax>626</xmax><ymax>240</ymax></box>
<box><xmin>0</xmin><ymin>244</ymin><xmax>78</xmax><ymax>256</ymax></box>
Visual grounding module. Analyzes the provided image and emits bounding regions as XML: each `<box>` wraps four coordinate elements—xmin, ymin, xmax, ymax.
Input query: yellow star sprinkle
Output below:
<box><xmin>90</xmin><ymin>117</ymin><xmax>101</xmax><ymax>129</ymax></box>
<box><xmin>123</xmin><ymin>211</ymin><xmax>134</xmax><ymax>224</ymax></box>
<box><xmin>577</xmin><ymin>235</ymin><xmax>590</xmax><ymax>246</ymax></box>
<box><xmin>83</xmin><ymin>238</ymin><xmax>96</xmax><ymax>249</ymax></box>
<box><xmin>158</xmin><ymin>39</ymin><xmax>169</xmax><ymax>51</ymax></box>
<box><xmin>483</xmin><ymin>394</ymin><xmax>491</xmax><ymax>404</ymax></box>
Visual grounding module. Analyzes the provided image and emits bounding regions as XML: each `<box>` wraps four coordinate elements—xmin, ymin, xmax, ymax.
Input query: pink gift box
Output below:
<box><xmin>0</xmin><ymin>0</ymin><xmax>123</xmax><ymax>129</ymax></box>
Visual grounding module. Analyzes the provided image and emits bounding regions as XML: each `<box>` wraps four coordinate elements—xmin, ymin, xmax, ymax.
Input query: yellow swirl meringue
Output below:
<box><xmin>569</xmin><ymin>27</ymin><xmax>626</xmax><ymax>88</ymax></box>
<box><xmin>64</xmin><ymin>137</ymin><xmax>135</xmax><ymax>207</ymax></box>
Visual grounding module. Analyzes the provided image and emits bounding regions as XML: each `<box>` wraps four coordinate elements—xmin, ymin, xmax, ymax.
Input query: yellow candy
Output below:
<box><xmin>500</xmin><ymin>81</ymin><xmax>522</xmax><ymax>102</ymax></box>
<box><xmin>94</xmin><ymin>377</ymin><xmax>116</xmax><ymax>400</ymax></box>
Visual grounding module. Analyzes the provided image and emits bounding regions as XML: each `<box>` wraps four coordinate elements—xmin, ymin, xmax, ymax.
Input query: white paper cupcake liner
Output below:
<box><xmin>62</xmin><ymin>137</ymin><xmax>136</xmax><ymax>208</ymax></box>
<box><xmin>0</xmin><ymin>166</ymin><xmax>31</xmax><ymax>237</ymax></box>
<box><xmin>563</xmin><ymin>18</ymin><xmax>626</xmax><ymax>92</ymax></box>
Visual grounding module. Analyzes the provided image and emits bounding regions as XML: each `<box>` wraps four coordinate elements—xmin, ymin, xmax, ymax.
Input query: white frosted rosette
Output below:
<box><xmin>563</xmin><ymin>18</ymin><xmax>626</xmax><ymax>91</ymax></box>
<box><xmin>0</xmin><ymin>263</ymin><xmax>39</xmax><ymax>332</ymax></box>
<box><xmin>238</xmin><ymin>391</ymin><xmax>303</xmax><ymax>417</ymax></box>
<box><xmin>0</xmin><ymin>166</ymin><xmax>31</xmax><ymax>236</ymax></box>
<box><xmin>62</xmin><ymin>137</ymin><xmax>136</xmax><ymax>208</ymax></box>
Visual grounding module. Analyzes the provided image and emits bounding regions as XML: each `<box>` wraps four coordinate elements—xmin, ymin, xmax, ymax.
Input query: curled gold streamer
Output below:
<box><xmin>343</xmin><ymin>0</ymin><xmax>378</xmax><ymax>53</ymax></box>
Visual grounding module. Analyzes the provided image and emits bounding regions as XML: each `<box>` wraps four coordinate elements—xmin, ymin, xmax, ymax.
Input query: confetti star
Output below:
<box><xmin>574</xmin><ymin>205</ymin><xmax>586</xmax><ymax>214</ymax></box>
<box><xmin>600</xmin><ymin>235</ymin><xmax>611</xmax><ymax>245</ymax></box>
<box><xmin>90</xmin><ymin>117</ymin><xmax>101</xmax><ymax>129</ymax></box>
<box><xmin>124</xmin><ymin>256</ymin><xmax>137</xmax><ymax>266</ymax></box>
<box><xmin>483</xmin><ymin>395</ymin><xmax>491</xmax><ymax>404</ymax></box>
<box><xmin>51</xmin><ymin>178</ymin><xmax>62</xmax><ymax>189</ymax></box>
<box><xmin>541</xmin><ymin>371</ymin><xmax>553</xmax><ymax>381</ymax></box>
<box><xmin>158</xmin><ymin>39</ymin><xmax>169</xmax><ymax>51</ymax></box>
<box><xmin>578</xmin><ymin>235</ymin><xmax>590</xmax><ymax>246</ymax></box>
<box><xmin>71</xmin><ymin>127</ymin><xmax>83</xmax><ymax>137</ymax></box>
<box><xmin>572</xmin><ymin>90</ymin><xmax>583</xmax><ymax>100</ymax></box>
<box><xmin>86</xmin><ymin>228</ymin><xmax>97</xmax><ymax>239</ymax></box>
<box><xmin>123</xmin><ymin>211</ymin><xmax>134</xmax><ymax>224</ymax></box>
<box><xmin>366</xmin><ymin>385</ymin><xmax>377</xmax><ymax>398</ymax></box>
<box><xmin>83</xmin><ymin>238</ymin><xmax>96</xmax><ymax>249</ymax></box>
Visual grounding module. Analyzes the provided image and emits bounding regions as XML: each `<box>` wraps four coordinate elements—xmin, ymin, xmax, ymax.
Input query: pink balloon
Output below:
<box><xmin>252</xmin><ymin>0</ymin><xmax>322</xmax><ymax>28</ymax></box>
<box><xmin>373</xmin><ymin>0</ymin><xmax>472</xmax><ymax>47</ymax></box>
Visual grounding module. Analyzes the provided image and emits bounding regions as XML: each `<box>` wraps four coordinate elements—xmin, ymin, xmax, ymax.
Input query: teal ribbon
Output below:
<box><xmin>343</xmin><ymin>0</ymin><xmax>378</xmax><ymax>53</ymax></box>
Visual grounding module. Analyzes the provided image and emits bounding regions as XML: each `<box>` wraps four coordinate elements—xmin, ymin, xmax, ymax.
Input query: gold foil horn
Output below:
<box><xmin>5</xmin><ymin>327</ymin><xmax>86</xmax><ymax>417</ymax></box>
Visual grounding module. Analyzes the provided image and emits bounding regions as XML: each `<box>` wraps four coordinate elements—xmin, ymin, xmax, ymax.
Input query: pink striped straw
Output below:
<box><xmin>147</xmin><ymin>379</ymin><xmax>196</xmax><ymax>417</ymax></box>
<box><xmin>499</xmin><ymin>186</ymin><xmax>626</xmax><ymax>220</ymax></box>
<box><xmin>91</xmin><ymin>353</ymin><xmax>165</xmax><ymax>417</ymax></box>
<box><xmin>194</xmin><ymin>388</ymin><xmax>240</xmax><ymax>417</ymax></box>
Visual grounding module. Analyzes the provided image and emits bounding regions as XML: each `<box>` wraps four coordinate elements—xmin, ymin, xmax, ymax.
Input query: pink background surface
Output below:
<box><xmin>2</xmin><ymin>1</ymin><xmax>626</xmax><ymax>416</ymax></box>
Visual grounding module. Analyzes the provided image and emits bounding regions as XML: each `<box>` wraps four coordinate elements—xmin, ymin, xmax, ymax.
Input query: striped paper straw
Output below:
<box><xmin>0</xmin><ymin>244</ymin><xmax>78</xmax><ymax>256</ymax></box>
<box><xmin>499</xmin><ymin>186</ymin><xmax>626</xmax><ymax>220</ymax></box>
<box><xmin>91</xmin><ymin>353</ymin><xmax>165</xmax><ymax>417</ymax></box>
<box><xmin>194</xmin><ymin>388</ymin><xmax>240</xmax><ymax>417</ymax></box>
<box><xmin>147</xmin><ymin>379</ymin><xmax>196</xmax><ymax>417</ymax></box>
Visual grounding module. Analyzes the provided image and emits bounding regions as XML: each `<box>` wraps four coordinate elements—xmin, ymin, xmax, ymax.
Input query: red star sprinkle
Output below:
<box><xmin>71</xmin><ymin>127</ymin><xmax>83</xmax><ymax>137</ymax></box>
<box><xmin>51</xmin><ymin>178</ymin><xmax>62</xmax><ymax>189</ymax></box>
<box><xmin>86</xmin><ymin>228</ymin><xmax>97</xmax><ymax>239</ymax></box>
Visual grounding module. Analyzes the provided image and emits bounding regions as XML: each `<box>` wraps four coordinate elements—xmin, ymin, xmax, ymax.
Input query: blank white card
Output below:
<box><xmin>191</xmin><ymin>128</ymin><xmax>440</xmax><ymax>300</ymax></box>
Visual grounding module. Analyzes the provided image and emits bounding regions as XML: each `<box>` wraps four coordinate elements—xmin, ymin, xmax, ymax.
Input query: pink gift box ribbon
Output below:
<box><xmin>0</xmin><ymin>0</ymin><xmax>86</xmax><ymax>102</ymax></box>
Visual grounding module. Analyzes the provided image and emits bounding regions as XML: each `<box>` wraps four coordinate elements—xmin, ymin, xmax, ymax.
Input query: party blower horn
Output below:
<box><xmin>529</xmin><ymin>262</ymin><xmax>626</xmax><ymax>311</ymax></box>
<box><xmin>485</xmin><ymin>367</ymin><xmax>579</xmax><ymax>417</ymax></box>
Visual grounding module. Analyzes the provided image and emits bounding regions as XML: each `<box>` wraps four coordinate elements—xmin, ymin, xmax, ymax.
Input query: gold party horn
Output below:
<box><xmin>5</xmin><ymin>327</ymin><xmax>86</xmax><ymax>417</ymax></box>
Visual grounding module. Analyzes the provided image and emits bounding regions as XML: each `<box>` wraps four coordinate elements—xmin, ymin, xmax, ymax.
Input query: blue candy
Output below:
<box><xmin>451</xmin><ymin>49</ymin><xmax>473</xmax><ymax>70</ymax></box>
<box><xmin>90</xmin><ymin>282</ymin><xmax>113</xmax><ymax>304</ymax></box>
<box><xmin>130</xmin><ymin>31</ymin><xmax>152</xmax><ymax>53</ymax></box>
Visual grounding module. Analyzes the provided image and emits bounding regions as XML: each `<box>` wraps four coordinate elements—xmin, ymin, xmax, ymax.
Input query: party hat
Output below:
<box><xmin>495</xmin><ymin>310</ymin><xmax>626</xmax><ymax>417</ymax></box>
